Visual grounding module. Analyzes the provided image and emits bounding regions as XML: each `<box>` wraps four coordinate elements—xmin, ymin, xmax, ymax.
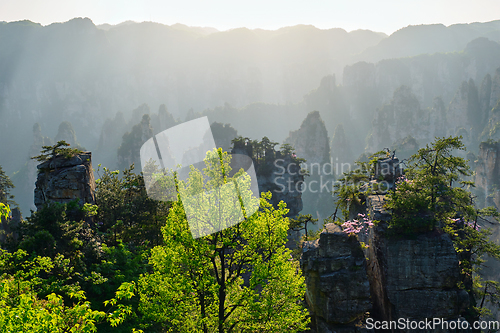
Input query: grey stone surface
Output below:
<box><xmin>34</xmin><ymin>152</ymin><xmax>95</xmax><ymax>211</ymax></box>
<box><xmin>301</xmin><ymin>195</ymin><xmax>471</xmax><ymax>332</ymax></box>
<box><xmin>362</xmin><ymin>195</ymin><xmax>469</xmax><ymax>322</ymax></box>
<box><xmin>285</xmin><ymin>110</ymin><xmax>330</xmax><ymax>165</ymax></box>
<box><xmin>374</xmin><ymin>157</ymin><xmax>402</xmax><ymax>182</ymax></box>
<box><xmin>301</xmin><ymin>223</ymin><xmax>371</xmax><ymax>332</ymax></box>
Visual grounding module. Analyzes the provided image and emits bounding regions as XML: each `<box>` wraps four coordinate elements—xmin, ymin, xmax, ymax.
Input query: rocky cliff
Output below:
<box><xmin>34</xmin><ymin>152</ymin><xmax>95</xmax><ymax>211</ymax></box>
<box><xmin>284</xmin><ymin>111</ymin><xmax>333</xmax><ymax>221</ymax></box>
<box><xmin>301</xmin><ymin>194</ymin><xmax>470</xmax><ymax>333</ymax></box>
<box><xmin>330</xmin><ymin>123</ymin><xmax>354</xmax><ymax>167</ymax></box>
<box><xmin>11</xmin><ymin>122</ymin><xmax>86</xmax><ymax>216</ymax></box>
<box><xmin>344</xmin><ymin>38</ymin><xmax>500</xmax><ymax>112</ymax></box>
<box><xmin>117</xmin><ymin>114</ymin><xmax>154</xmax><ymax>171</ymax></box>
<box><xmin>361</xmin><ymin>196</ymin><xmax>469</xmax><ymax>323</ymax></box>
<box><xmin>231</xmin><ymin>140</ymin><xmax>304</xmax><ymax>218</ymax></box>
<box><xmin>301</xmin><ymin>223</ymin><xmax>371</xmax><ymax>332</ymax></box>
<box><xmin>475</xmin><ymin>140</ymin><xmax>500</xmax><ymax>207</ymax></box>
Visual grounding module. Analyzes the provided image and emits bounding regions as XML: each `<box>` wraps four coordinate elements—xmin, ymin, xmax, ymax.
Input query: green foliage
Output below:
<box><xmin>131</xmin><ymin>149</ymin><xmax>309</xmax><ymax>332</ymax></box>
<box><xmin>385</xmin><ymin>136</ymin><xmax>471</xmax><ymax>234</ymax></box>
<box><xmin>104</xmin><ymin>282</ymin><xmax>137</xmax><ymax>328</ymax></box>
<box><xmin>289</xmin><ymin>214</ymin><xmax>319</xmax><ymax>241</ymax></box>
<box><xmin>332</xmin><ymin>150</ymin><xmax>388</xmax><ymax>221</ymax></box>
<box><xmin>0</xmin><ymin>164</ymin><xmax>15</xmax><ymax>206</ymax></box>
<box><xmin>31</xmin><ymin>140</ymin><xmax>83</xmax><ymax>162</ymax></box>
<box><xmin>232</xmin><ymin>136</ymin><xmax>305</xmax><ymax>165</ymax></box>
<box><xmin>117</xmin><ymin>114</ymin><xmax>152</xmax><ymax>171</ymax></box>
<box><xmin>0</xmin><ymin>249</ymin><xmax>106</xmax><ymax>332</ymax></box>
<box><xmin>19</xmin><ymin>201</ymin><xmax>95</xmax><ymax>260</ymax></box>
<box><xmin>384</xmin><ymin>136</ymin><xmax>500</xmax><ymax>320</ymax></box>
<box><xmin>95</xmin><ymin>164</ymin><xmax>170</xmax><ymax>247</ymax></box>
<box><xmin>0</xmin><ymin>284</ymin><xmax>105</xmax><ymax>332</ymax></box>
<box><xmin>289</xmin><ymin>214</ymin><xmax>321</xmax><ymax>259</ymax></box>
<box><xmin>474</xmin><ymin>279</ymin><xmax>500</xmax><ymax>318</ymax></box>
<box><xmin>0</xmin><ymin>203</ymin><xmax>9</xmax><ymax>220</ymax></box>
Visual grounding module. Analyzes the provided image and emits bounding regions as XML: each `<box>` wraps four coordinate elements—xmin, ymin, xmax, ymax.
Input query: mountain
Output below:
<box><xmin>0</xmin><ymin>18</ymin><xmax>386</xmax><ymax>174</ymax></box>
<box><xmin>357</xmin><ymin>20</ymin><xmax>500</xmax><ymax>63</ymax></box>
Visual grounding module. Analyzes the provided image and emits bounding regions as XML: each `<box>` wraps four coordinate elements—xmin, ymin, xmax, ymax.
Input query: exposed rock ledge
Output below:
<box><xmin>34</xmin><ymin>152</ymin><xmax>95</xmax><ymax>211</ymax></box>
<box><xmin>301</xmin><ymin>195</ymin><xmax>470</xmax><ymax>333</ymax></box>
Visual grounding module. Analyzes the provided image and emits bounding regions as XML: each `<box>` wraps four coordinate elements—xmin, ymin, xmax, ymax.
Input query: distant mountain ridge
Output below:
<box><xmin>2</xmin><ymin>17</ymin><xmax>500</xmax><ymax>176</ymax></box>
<box><xmin>357</xmin><ymin>20</ymin><xmax>500</xmax><ymax>63</ymax></box>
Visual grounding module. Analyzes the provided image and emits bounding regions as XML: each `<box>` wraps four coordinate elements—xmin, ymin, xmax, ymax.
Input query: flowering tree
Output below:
<box><xmin>340</xmin><ymin>213</ymin><xmax>374</xmax><ymax>236</ymax></box>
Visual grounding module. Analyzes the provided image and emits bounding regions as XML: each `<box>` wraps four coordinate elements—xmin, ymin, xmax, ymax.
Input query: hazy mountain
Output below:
<box><xmin>3</xmin><ymin>17</ymin><xmax>500</xmax><ymax>206</ymax></box>
<box><xmin>0</xmin><ymin>18</ymin><xmax>386</xmax><ymax>173</ymax></box>
<box><xmin>357</xmin><ymin>20</ymin><xmax>500</xmax><ymax>63</ymax></box>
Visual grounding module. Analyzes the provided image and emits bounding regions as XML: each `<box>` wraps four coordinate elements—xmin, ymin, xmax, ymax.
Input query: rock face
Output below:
<box><xmin>54</xmin><ymin>121</ymin><xmax>80</xmax><ymax>148</ymax></box>
<box><xmin>344</xmin><ymin>39</ymin><xmax>500</xmax><ymax>115</ymax></box>
<box><xmin>367</xmin><ymin>66</ymin><xmax>500</xmax><ymax>154</ymax></box>
<box><xmin>301</xmin><ymin>224</ymin><xmax>371</xmax><ymax>332</ymax></box>
<box><xmin>34</xmin><ymin>152</ymin><xmax>95</xmax><ymax>211</ymax></box>
<box><xmin>481</xmin><ymin>99</ymin><xmax>500</xmax><ymax>142</ymax></box>
<box><xmin>490</xmin><ymin>68</ymin><xmax>500</xmax><ymax>110</ymax></box>
<box><xmin>231</xmin><ymin>142</ymin><xmax>304</xmax><ymax>218</ymax></box>
<box><xmin>368</xmin><ymin>86</ymin><xmax>433</xmax><ymax>152</ymax></box>
<box><xmin>301</xmin><ymin>195</ymin><xmax>470</xmax><ymax>332</ymax></box>
<box><xmin>330</xmin><ymin>123</ymin><xmax>353</xmax><ymax>167</ymax></box>
<box><xmin>285</xmin><ymin>111</ymin><xmax>333</xmax><ymax>221</ymax></box>
<box><xmin>472</xmin><ymin>141</ymin><xmax>500</xmax><ymax>322</ymax></box>
<box><xmin>362</xmin><ymin>195</ymin><xmax>469</xmax><ymax>324</ymax></box>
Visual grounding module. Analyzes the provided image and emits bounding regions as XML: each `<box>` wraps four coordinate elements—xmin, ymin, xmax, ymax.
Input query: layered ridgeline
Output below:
<box><xmin>4</xmin><ymin>19</ymin><xmax>500</xmax><ymax>221</ymax></box>
<box><xmin>2</xmin><ymin>18</ymin><xmax>500</xmax><ymax>175</ymax></box>
<box><xmin>0</xmin><ymin>18</ymin><xmax>385</xmax><ymax>172</ymax></box>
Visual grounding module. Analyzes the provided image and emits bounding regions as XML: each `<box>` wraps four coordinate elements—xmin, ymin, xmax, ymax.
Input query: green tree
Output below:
<box><xmin>0</xmin><ymin>203</ymin><xmax>9</xmax><ymax>220</ymax></box>
<box><xmin>31</xmin><ymin>140</ymin><xmax>83</xmax><ymax>162</ymax></box>
<box><xmin>385</xmin><ymin>136</ymin><xmax>471</xmax><ymax>233</ymax></box>
<box><xmin>0</xmin><ymin>249</ymin><xmax>106</xmax><ymax>332</ymax></box>
<box><xmin>94</xmin><ymin>164</ymin><xmax>170</xmax><ymax>247</ymax></box>
<box><xmin>332</xmin><ymin>150</ymin><xmax>387</xmax><ymax>221</ymax></box>
<box><xmin>0</xmin><ymin>165</ymin><xmax>15</xmax><ymax>206</ymax></box>
<box><xmin>135</xmin><ymin>148</ymin><xmax>309</xmax><ymax>332</ymax></box>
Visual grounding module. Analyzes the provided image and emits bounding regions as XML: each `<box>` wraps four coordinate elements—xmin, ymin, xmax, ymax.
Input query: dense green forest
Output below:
<box><xmin>2</xmin><ymin>135</ymin><xmax>500</xmax><ymax>331</ymax></box>
<box><xmin>2</xmin><ymin>16</ymin><xmax>500</xmax><ymax>332</ymax></box>
<box><xmin>0</xmin><ymin>141</ymin><xmax>312</xmax><ymax>332</ymax></box>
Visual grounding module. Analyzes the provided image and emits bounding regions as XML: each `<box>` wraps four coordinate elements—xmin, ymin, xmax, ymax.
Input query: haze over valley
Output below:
<box><xmin>2</xmin><ymin>12</ymin><xmax>500</xmax><ymax>331</ymax></box>
<box><xmin>2</xmin><ymin>17</ymin><xmax>500</xmax><ymax>215</ymax></box>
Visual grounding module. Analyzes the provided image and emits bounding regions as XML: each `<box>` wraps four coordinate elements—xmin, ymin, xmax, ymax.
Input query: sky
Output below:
<box><xmin>0</xmin><ymin>0</ymin><xmax>499</xmax><ymax>35</ymax></box>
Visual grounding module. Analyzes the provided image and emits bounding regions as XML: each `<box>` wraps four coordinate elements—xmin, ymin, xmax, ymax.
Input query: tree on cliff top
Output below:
<box><xmin>385</xmin><ymin>136</ymin><xmax>500</xmax><ymax>320</ymax></box>
<box><xmin>333</xmin><ymin>136</ymin><xmax>500</xmax><ymax>320</ymax></box>
<box><xmin>31</xmin><ymin>140</ymin><xmax>83</xmax><ymax>162</ymax></box>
